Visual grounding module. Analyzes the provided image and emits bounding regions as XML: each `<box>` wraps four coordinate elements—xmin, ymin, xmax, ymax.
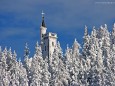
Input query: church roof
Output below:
<box><xmin>41</xmin><ymin>11</ymin><xmax>46</xmax><ymax>27</ymax></box>
<box><xmin>42</xmin><ymin>16</ymin><xmax>46</xmax><ymax>27</ymax></box>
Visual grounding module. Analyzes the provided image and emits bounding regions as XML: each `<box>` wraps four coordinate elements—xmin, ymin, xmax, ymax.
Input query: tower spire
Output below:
<box><xmin>41</xmin><ymin>10</ymin><xmax>46</xmax><ymax>27</ymax></box>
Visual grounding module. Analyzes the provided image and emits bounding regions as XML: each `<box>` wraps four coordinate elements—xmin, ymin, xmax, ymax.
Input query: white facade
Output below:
<box><xmin>40</xmin><ymin>26</ymin><xmax>47</xmax><ymax>44</ymax></box>
<box><xmin>40</xmin><ymin>12</ymin><xmax>57</xmax><ymax>60</ymax></box>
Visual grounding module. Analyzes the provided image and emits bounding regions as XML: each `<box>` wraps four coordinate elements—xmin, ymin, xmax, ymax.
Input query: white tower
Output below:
<box><xmin>40</xmin><ymin>11</ymin><xmax>57</xmax><ymax>62</ymax></box>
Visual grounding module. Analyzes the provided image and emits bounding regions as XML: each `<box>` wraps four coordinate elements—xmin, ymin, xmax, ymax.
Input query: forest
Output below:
<box><xmin>0</xmin><ymin>24</ymin><xmax>115</xmax><ymax>86</ymax></box>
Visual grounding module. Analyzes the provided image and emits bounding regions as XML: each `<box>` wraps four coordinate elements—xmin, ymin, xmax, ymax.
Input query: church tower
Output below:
<box><xmin>40</xmin><ymin>11</ymin><xmax>57</xmax><ymax>62</ymax></box>
<box><xmin>40</xmin><ymin>11</ymin><xmax>47</xmax><ymax>44</ymax></box>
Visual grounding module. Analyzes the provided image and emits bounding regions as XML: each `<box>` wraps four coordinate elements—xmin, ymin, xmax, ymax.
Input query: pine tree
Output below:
<box><xmin>23</xmin><ymin>43</ymin><xmax>31</xmax><ymax>85</ymax></box>
<box><xmin>0</xmin><ymin>47</ymin><xmax>10</xmax><ymax>86</ymax></box>
<box><xmin>30</xmin><ymin>42</ymin><xmax>43</xmax><ymax>86</ymax></box>
<box><xmin>6</xmin><ymin>47</ymin><xmax>13</xmax><ymax>71</ymax></box>
<box><xmin>82</xmin><ymin>25</ymin><xmax>91</xmax><ymax>58</ymax></box>
<box><xmin>50</xmin><ymin>44</ymin><xmax>70</xmax><ymax>86</ymax></box>
<box><xmin>72</xmin><ymin>39</ymin><xmax>81</xmax><ymax>56</ymax></box>
<box><xmin>35</xmin><ymin>41</ymin><xmax>42</xmax><ymax>57</ymax></box>
<box><xmin>18</xmin><ymin>59</ymin><xmax>28</xmax><ymax>86</ymax></box>
<box><xmin>42</xmin><ymin>57</ymin><xmax>51</xmax><ymax>86</ymax></box>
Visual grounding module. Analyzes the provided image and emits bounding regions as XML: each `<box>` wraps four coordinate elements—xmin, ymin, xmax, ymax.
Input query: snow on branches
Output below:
<box><xmin>0</xmin><ymin>24</ymin><xmax>115</xmax><ymax>86</ymax></box>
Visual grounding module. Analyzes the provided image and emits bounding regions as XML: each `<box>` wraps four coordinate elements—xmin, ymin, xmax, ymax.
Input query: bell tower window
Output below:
<box><xmin>52</xmin><ymin>42</ymin><xmax>54</xmax><ymax>46</ymax></box>
<box><xmin>45</xmin><ymin>46</ymin><xmax>46</xmax><ymax>51</ymax></box>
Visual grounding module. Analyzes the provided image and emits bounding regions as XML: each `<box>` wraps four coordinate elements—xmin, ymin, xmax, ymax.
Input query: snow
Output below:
<box><xmin>0</xmin><ymin>24</ymin><xmax>115</xmax><ymax>86</ymax></box>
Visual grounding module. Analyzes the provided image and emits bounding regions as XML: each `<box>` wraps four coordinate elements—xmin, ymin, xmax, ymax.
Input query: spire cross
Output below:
<box><xmin>41</xmin><ymin>10</ymin><xmax>45</xmax><ymax>17</ymax></box>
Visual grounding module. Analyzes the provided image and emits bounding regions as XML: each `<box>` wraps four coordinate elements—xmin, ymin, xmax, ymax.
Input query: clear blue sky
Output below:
<box><xmin>0</xmin><ymin>0</ymin><xmax>115</xmax><ymax>59</ymax></box>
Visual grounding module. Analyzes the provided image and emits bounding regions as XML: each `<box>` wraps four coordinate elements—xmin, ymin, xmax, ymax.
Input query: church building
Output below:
<box><xmin>40</xmin><ymin>11</ymin><xmax>57</xmax><ymax>60</ymax></box>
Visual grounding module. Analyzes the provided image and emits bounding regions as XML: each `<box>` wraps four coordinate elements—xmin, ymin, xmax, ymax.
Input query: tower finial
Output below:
<box><xmin>41</xmin><ymin>10</ymin><xmax>46</xmax><ymax>27</ymax></box>
<box><xmin>41</xmin><ymin>10</ymin><xmax>45</xmax><ymax>18</ymax></box>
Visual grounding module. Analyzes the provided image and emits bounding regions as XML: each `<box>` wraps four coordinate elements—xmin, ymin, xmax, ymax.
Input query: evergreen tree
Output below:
<box><xmin>82</xmin><ymin>25</ymin><xmax>91</xmax><ymax>58</ymax></box>
<box><xmin>30</xmin><ymin>42</ymin><xmax>43</xmax><ymax>86</ymax></box>
<box><xmin>0</xmin><ymin>47</ymin><xmax>10</xmax><ymax>86</ymax></box>
<box><xmin>23</xmin><ymin>43</ymin><xmax>32</xmax><ymax>85</ymax></box>
<box><xmin>42</xmin><ymin>57</ymin><xmax>51</xmax><ymax>86</ymax></box>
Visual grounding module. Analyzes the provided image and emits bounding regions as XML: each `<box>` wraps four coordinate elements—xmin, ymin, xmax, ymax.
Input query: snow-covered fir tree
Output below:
<box><xmin>23</xmin><ymin>43</ymin><xmax>32</xmax><ymax>85</ymax></box>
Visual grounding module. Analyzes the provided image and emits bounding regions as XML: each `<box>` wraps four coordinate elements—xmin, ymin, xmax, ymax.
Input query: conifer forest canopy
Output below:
<box><xmin>0</xmin><ymin>24</ymin><xmax>115</xmax><ymax>86</ymax></box>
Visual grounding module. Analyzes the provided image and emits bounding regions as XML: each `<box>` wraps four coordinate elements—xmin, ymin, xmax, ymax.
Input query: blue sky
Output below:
<box><xmin>0</xmin><ymin>0</ymin><xmax>115</xmax><ymax>59</ymax></box>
